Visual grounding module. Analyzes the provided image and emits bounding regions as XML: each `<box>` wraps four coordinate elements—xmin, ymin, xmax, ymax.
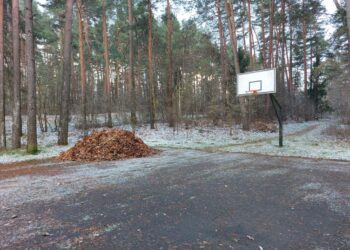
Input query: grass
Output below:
<box><xmin>322</xmin><ymin>124</ymin><xmax>350</xmax><ymax>141</ymax></box>
<box><xmin>0</xmin><ymin>147</ymin><xmax>42</xmax><ymax>156</ymax></box>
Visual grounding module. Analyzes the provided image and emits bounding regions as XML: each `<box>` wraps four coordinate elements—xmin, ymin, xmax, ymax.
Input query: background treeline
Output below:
<box><xmin>0</xmin><ymin>0</ymin><xmax>349</xmax><ymax>153</ymax></box>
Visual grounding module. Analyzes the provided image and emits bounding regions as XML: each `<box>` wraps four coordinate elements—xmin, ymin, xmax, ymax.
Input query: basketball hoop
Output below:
<box><xmin>246</xmin><ymin>89</ymin><xmax>259</xmax><ymax>96</ymax></box>
<box><xmin>237</xmin><ymin>68</ymin><xmax>276</xmax><ymax>97</ymax></box>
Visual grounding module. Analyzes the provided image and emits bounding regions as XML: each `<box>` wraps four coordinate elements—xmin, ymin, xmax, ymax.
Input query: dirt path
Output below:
<box><xmin>0</xmin><ymin>150</ymin><xmax>349</xmax><ymax>249</ymax></box>
<box><xmin>202</xmin><ymin>123</ymin><xmax>321</xmax><ymax>152</ymax></box>
<box><xmin>0</xmin><ymin>159</ymin><xmax>83</xmax><ymax>180</ymax></box>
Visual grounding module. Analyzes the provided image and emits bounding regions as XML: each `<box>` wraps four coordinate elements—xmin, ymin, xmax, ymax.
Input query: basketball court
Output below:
<box><xmin>0</xmin><ymin>150</ymin><xmax>349</xmax><ymax>249</ymax></box>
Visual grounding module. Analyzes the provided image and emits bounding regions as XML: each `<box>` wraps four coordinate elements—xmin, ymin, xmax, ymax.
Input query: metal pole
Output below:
<box><xmin>270</xmin><ymin>94</ymin><xmax>283</xmax><ymax>147</ymax></box>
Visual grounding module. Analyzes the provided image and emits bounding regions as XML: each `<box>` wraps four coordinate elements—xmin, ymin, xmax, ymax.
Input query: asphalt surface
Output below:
<box><xmin>0</xmin><ymin>150</ymin><xmax>350</xmax><ymax>249</ymax></box>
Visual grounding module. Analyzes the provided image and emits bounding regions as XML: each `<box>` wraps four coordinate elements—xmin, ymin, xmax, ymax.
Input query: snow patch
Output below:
<box><xmin>1</xmin><ymin>117</ymin><xmax>349</xmax><ymax>163</ymax></box>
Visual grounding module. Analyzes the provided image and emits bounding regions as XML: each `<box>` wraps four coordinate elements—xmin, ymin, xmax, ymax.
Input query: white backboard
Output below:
<box><xmin>237</xmin><ymin>68</ymin><xmax>276</xmax><ymax>96</ymax></box>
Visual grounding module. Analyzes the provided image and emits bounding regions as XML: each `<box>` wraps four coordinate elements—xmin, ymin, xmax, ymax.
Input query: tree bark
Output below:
<box><xmin>287</xmin><ymin>0</ymin><xmax>293</xmax><ymax>94</ymax></box>
<box><xmin>275</xmin><ymin>22</ymin><xmax>281</xmax><ymax>67</ymax></box>
<box><xmin>281</xmin><ymin>0</ymin><xmax>286</xmax><ymax>80</ymax></box>
<box><xmin>115</xmin><ymin>62</ymin><xmax>119</xmax><ymax>100</ymax></box>
<box><xmin>216</xmin><ymin>0</ymin><xmax>229</xmax><ymax>116</ymax></box>
<box><xmin>247</xmin><ymin>0</ymin><xmax>255</xmax><ymax>66</ymax></box>
<box><xmin>240</xmin><ymin>0</ymin><xmax>247</xmax><ymax>56</ymax></box>
<box><xmin>25</xmin><ymin>0</ymin><xmax>37</xmax><ymax>153</ymax></box>
<box><xmin>280</xmin><ymin>0</ymin><xmax>287</xmax><ymax>119</ymax></box>
<box><xmin>302</xmin><ymin>0</ymin><xmax>308</xmax><ymax>96</ymax></box>
<box><xmin>12</xmin><ymin>0</ymin><xmax>21</xmax><ymax>149</ymax></box>
<box><xmin>148</xmin><ymin>0</ymin><xmax>156</xmax><ymax>129</ymax></box>
<box><xmin>102</xmin><ymin>0</ymin><xmax>112</xmax><ymax>128</ymax></box>
<box><xmin>58</xmin><ymin>0</ymin><xmax>74</xmax><ymax>145</ymax></box>
<box><xmin>114</xmin><ymin>28</ymin><xmax>120</xmax><ymax>102</ymax></box>
<box><xmin>166</xmin><ymin>0</ymin><xmax>175</xmax><ymax>127</ymax></box>
<box><xmin>224</xmin><ymin>0</ymin><xmax>249</xmax><ymax>130</ymax></box>
<box><xmin>268</xmin><ymin>0</ymin><xmax>274</xmax><ymax>67</ymax></box>
<box><xmin>0</xmin><ymin>0</ymin><xmax>5</xmax><ymax>149</ymax></box>
<box><xmin>333</xmin><ymin>0</ymin><xmax>341</xmax><ymax>10</ymax></box>
<box><xmin>128</xmin><ymin>0</ymin><xmax>137</xmax><ymax>131</ymax></box>
<box><xmin>81</xmin><ymin>7</ymin><xmax>94</xmax><ymax>122</ymax></box>
<box><xmin>260</xmin><ymin>0</ymin><xmax>267</xmax><ymax>68</ymax></box>
<box><xmin>346</xmin><ymin>0</ymin><xmax>350</xmax><ymax>63</ymax></box>
<box><xmin>76</xmin><ymin>0</ymin><xmax>87</xmax><ymax>134</ymax></box>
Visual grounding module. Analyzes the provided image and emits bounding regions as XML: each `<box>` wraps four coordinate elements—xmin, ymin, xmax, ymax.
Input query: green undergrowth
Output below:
<box><xmin>0</xmin><ymin>147</ymin><xmax>42</xmax><ymax>156</ymax></box>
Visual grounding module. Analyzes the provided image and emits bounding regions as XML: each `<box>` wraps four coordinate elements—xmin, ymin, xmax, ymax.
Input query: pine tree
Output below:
<box><xmin>25</xmin><ymin>0</ymin><xmax>38</xmax><ymax>153</ymax></box>
<box><xmin>147</xmin><ymin>0</ymin><xmax>156</xmax><ymax>129</ymax></box>
<box><xmin>12</xmin><ymin>0</ymin><xmax>21</xmax><ymax>149</ymax></box>
<box><xmin>58</xmin><ymin>0</ymin><xmax>74</xmax><ymax>145</ymax></box>
<box><xmin>0</xmin><ymin>0</ymin><xmax>5</xmax><ymax>149</ymax></box>
<box><xmin>76</xmin><ymin>0</ymin><xmax>87</xmax><ymax>135</ymax></box>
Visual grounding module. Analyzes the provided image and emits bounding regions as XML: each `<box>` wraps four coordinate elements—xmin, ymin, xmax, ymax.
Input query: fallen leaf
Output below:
<box><xmin>246</xmin><ymin>235</ymin><xmax>255</xmax><ymax>241</ymax></box>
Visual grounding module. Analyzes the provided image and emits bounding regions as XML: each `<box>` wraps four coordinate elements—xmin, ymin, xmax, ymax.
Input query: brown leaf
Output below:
<box><xmin>57</xmin><ymin>129</ymin><xmax>159</xmax><ymax>162</ymax></box>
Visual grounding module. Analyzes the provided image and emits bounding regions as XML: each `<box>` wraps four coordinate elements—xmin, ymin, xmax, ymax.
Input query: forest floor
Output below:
<box><xmin>0</xmin><ymin>150</ymin><xmax>349</xmax><ymax>249</ymax></box>
<box><xmin>0</xmin><ymin>116</ymin><xmax>349</xmax><ymax>164</ymax></box>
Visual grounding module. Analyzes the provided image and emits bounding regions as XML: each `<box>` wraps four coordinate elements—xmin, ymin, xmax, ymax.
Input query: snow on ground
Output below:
<box><xmin>137</xmin><ymin>121</ymin><xmax>319</xmax><ymax>149</ymax></box>
<box><xmin>0</xmin><ymin>116</ymin><xmax>349</xmax><ymax>163</ymax></box>
<box><xmin>219</xmin><ymin>120</ymin><xmax>350</xmax><ymax>161</ymax></box>
<box><xmin>1</xmin><ymin>116</ymin><xmax>83</xmax><ymax>164</ymax></box>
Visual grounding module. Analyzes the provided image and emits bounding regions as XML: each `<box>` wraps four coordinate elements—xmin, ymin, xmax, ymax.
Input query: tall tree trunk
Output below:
<box><xmin>102</xmin><ymin>0</ymin><xmax>112</xmax><ymax>128</ymax></box>
<box><xmin>25</xmin><ymin>0</ymin><xmax>37</xmax><ymax>153</ymax></box>
<box><xmin>148</xmin><ymin>0</ymin><xmax>156</xmax><ymax>129</ymax></box>
<box><xmin>224</xmin><ymin>0</ymin><xmax>249</xmax><ymax>131</ymax></box>
<box><xmin>58</xmin><ymin>0</ymin><xmax>74</xmax><ymax>145</ymax></box>
<box><xmin>247</xmin><ymin>0</ymin><xmax>255</xmax><ymax>67</ymax></box>
<box><xmin>0</xmin><ymin>0</ymin><xmax>5</xmax><ymax>149</ymax></box>
<box><xmin>12</xmin><ymin>0</ymin><xmax>21</xmax><ymax>149</ymax></box>
<box><xmin>288</xmin><ymin>0</ymin><xmax>293</xmax><ymax>94</ymax></box>
<box><xmin>240</xmin><ymin>0</ymin><xmax>247</xmax><ymax>56</ymax></box>
<box><xmin>115</xmin><ymin>63</ymin><xmax>119</xmax><ymax>100</ymax></box>
<box><xmin>281</xmin><ymin>0</ymin><xmax>286</xmax><ymax>78</ymax></box>
<box><xmin>77</xmin><ymin>0</ymin><xmax>87</xmax><ymax>134</ymax></box>
<box><xmin>216</xmin><ymin>0</ymin><xmax>229</xmax><ymax>116</ymax></box>
<box><xmin>268</xmin><ymin>0</ymin><xmax>274</xmax><ymax>67</ymax></box>
<box><xmin>128</xmin><ymin>0</ymin><xmax>137</xmax><ymax>131</ymax></box>
<box><xmin>280</xmin><ymin>0</ymin><xmax>287</xmax><ymax>119</ymax></box>
<box><xmin>275</xmin><ymin>22</ymin><xmax>281</xmax><ymax>67</ymax></box>
<box><xmin>114</xmin><ymin>28</ymin><xmax>120</xmax><ymax>103</ymax></box>
<box><xmin>82</xmin><ymin>7</ymin><xmax>94</xmax><ymax>122</ymax></box>
<box><xmin>260</xmin><ymin>0</ymin><xmax>267</xmax><ymax>68</ymax></box>
<box><xmin>302</xmin><ymin>0</ymin><xmax>308</xmax><ymax>96</ymax></box>
<box><xmin>346</xmin><ymin>0</ymin><xmax>350</xmax><ymax>63</ymax></box>
<box><xmin>166</xmin><ymin>0</ymin><xmax>175</xmax><ymax>127</ymax></box>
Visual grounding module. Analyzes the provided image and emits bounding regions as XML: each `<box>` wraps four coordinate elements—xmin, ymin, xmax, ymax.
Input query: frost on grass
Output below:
<box><xmin>220</xmin><ymin>120</ymin><xmax>350</xmax><ymax>161</ymax></box>
<box><xmin>1</xmin><ymin>116</ymin><xmax>349</xmax><ymax>163</ymax></box>
<box><xmin>138</xmin><ymin>121</ymin><xmax>316</xmax><ymax>150</ymax></box>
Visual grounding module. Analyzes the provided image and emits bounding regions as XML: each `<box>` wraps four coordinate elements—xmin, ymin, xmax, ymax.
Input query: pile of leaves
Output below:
<box><xmin>252</xmin><ymin>121</ymin><xmax>278</xmax><ymax>133</ymax></box>
<box><xmin>58</xmin><ymin>129</ymin><xmax>159</xmax><ymax>162</ymax></box>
